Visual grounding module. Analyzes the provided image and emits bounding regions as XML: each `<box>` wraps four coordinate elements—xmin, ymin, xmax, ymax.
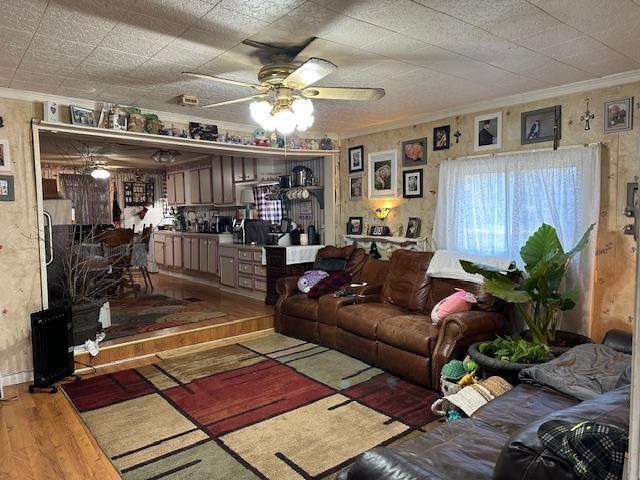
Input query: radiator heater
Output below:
<box><xmin>29</xmin><ymin>306</ymin><xmax>74</xmax><ymax>394</ymax></box>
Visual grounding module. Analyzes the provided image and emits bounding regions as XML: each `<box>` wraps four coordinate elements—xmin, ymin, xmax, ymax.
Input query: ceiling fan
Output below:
<box><xmin>182</xmin><ymin>37</ymin><xmax>385</xmax><ymax>134</ymax></box>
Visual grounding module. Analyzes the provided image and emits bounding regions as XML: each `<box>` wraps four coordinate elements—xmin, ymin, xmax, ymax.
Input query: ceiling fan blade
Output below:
<box><xmin>182</xmin><ymin>72</ymin><xmax>265</xmax><ymax>90</ymax></box>
<box><xmin>202</xmin><ymin>93</ymin><xmax>268</xmax><ymax>108</ymax></box>
<box><xmin>283</xmin><ymin>58</ymin><xmax>337</xmax><ymax>89</ymax></box>
<box><xmin>301</xmin><ymin>87</ymin><xmax>385</xmax><ymax>101</ymax></box>
<box><xmin>242</xmin><ymin>37</ymin><xmax>318</xmax><ymax>63</ymax></box>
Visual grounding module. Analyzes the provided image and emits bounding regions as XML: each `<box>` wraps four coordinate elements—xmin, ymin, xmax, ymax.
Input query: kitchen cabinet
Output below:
<box><xmin>154</xmin><ymin>240</ymin><xmax>165</xmax><ymax>266</ymax></box>
<box><xmin>207</xmin><ymin>238</ymin><xmax>218</xmax><ymax>274</ymax></box>
<box><xmin>190</xmin><ymin>170</ymin><xmax>200</xmax><ymax>204</ymax></box>
<box><xmin>233</xmin><ymin>157</ymin><xmax>257</xmax><ymax>183</ymax></box>
<box><xmin>173</xmin><ymin>236</ymin><xmax>182</xmax><ymax>268</ymax></box>
<box><xmin>221</xmin><ymin>156</ymin><xmax>235</xmax><ymax>205</ymax></box>
<box><xmin>183</xmin><ymin>236</ymin><xmax>192</xmax><ymax>269</ymax></box>
<box><xmin>199</xmin><ymin>168</ymin><xmax>213</xmax><ymax>203</ymax></box>
<box><xmin>190</xmin><ymin>238</ymin><xmax>199</xmax><ymax>271</ymax></box>
<box><xmin>167</xmin><ymin>172</ymin><xmax>185</xmax><ymax>205</ymax></box>
<box><xmin>212</xmin><ymin>157</ymin><xmax>224</xmax><ymax>205</ymax></box>
<box><xmin>189</xmin><ymin>168</ymin><xmax>213</xmax><ymax>204</ymax></box>
<box><xmin>199</xmin><ymin>238</ymin><xmax>207</xmax><ymax>272</ymax></box>
<box><xmin>165</xmin><ymin>236</ymin><xmax>174</xmax><ymax>267</ymax></box>
<box><xmin>219</xmin><ymin>253</ymin><xmax>236</xmax><ymax>287</ymax></box>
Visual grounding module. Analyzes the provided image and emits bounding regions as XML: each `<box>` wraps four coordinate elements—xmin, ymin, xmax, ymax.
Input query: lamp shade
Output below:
<box><xmin>240</xmin><ymin>188</ymin><xmax>255</xmax><ymax>204</ymax></box>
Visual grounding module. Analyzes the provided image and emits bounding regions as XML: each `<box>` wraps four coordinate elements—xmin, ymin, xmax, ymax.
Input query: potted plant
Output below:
<box><xmin>462</xmin><ymin>223</ymin><xmax>594</xmax><ymax>378</ymax></box>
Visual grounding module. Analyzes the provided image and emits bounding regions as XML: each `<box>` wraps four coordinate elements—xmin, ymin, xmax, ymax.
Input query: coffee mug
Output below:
<box><xmin>300</xmin><ymin>233</ymin><xmax>308</xmax><ymax>246</ymax></box>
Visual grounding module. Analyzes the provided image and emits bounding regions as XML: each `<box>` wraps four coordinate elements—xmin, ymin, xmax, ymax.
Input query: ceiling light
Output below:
<box><xmin>152</xmin><ymin>150</ymin><xmax>176</xmax><ymax>163</ymax></box>
<box><xmin>90</xmin><ymin>165</ymin><xmax>110</xmax><ymax>179</ymax></box>
<box><xmin>250</xmin><ymin>98</ymin><xmax>315</xmax><ymax>135</ymax></box>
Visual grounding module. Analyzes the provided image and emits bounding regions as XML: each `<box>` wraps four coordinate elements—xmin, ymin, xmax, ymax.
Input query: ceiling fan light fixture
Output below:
<box><xmin>90</xmin><ymin>165</ymin><xmax>110</xmax><ymax>179</ymax></box>
<box><xmin>273</xmin><ymin>108</ymin><xmax>297</xmax><ymax>135</ymax></box>
<box><xmin>152</xmin><ymin>150</ymin><xmax>176</xmax><ymax>163</ymax></box>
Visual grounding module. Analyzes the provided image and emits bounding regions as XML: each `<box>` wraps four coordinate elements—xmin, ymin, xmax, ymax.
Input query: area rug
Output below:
<box><xmin>62</xmin><ymin>333</ymin><xmax>441</xmax><ymax>479</ymax></box>
<box><xmin>104</xmin><ymin>294</ymin><xmax>227</xmax><ymax>341</ymax></box>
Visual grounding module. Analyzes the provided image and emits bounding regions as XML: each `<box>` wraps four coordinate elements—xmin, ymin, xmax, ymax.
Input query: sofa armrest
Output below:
<box><xmin>602</xmin><ymin>329</ymin><xmax>632</xmax><ymax>354</ymax></box>
<box><xmin>431</xmin><ymin>311</ymin><xmax>506</xmax><ymax>389</ymax></box>
<box><xmin>318</xmin><ymin>295</ymin><xmax>359</xmax><ymax>326</ymax></box>
<box><xmin>276</xmin><ymin>276</ymin><xmax>299</xmax><ymax>300</ymax></box>
<box><xmin>351</xmin><ymin>282</ymin><xmax>383</xmax><ymax>296</ymax></box>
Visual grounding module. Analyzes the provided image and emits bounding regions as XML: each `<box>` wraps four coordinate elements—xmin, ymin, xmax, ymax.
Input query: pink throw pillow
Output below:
<box><xmin>431</xmin><ymin>288</ymin><xmax>477</xmax><ymax>325</ymax></box>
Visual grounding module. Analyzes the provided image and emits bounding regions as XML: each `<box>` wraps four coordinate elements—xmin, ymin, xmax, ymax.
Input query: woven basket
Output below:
<box><xmin>440</xmin><ymin>376</ymin><xmax>463</xmax><ymax>396</ymax></box>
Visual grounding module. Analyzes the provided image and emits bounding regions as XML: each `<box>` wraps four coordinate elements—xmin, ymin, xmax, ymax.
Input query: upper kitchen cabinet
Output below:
<box><xmin>167</xmin><ymin>171</ymin><xmax>185</xmax><ymax>205</ymax></box>
<box><xmin>189</xmin><ymin>167</ymin><xmax>213</xmax><ymax>204</ymax></box>
<box><xmin>233</xmin><ymin>157</ymin><xmax>257</xmax><ymax>183</ymax></box>
<box><xmin>211</xmin><ymin>157</ymin><xmax>224</xmax><ymax>205</ymax></box>
<box><xmin>221</xmin><ymin>156</ymin><xmax>235</xmax><ymax>205</ymax></box>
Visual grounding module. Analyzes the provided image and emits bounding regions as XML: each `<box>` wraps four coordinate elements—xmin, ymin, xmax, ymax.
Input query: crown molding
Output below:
<box><xmin>0</xmin><ymin>86</ymin><xmax>261</xmax><ymax>133</ymax></box>
<box><xmin>0</xmin><ymin>87</ymin><xmax>339</xmax><ymax>138</ymax></box>
<box><xmin>339</xmin><ymin>69</ymin><xmax>640</xmax><ymax>140</ymax></box>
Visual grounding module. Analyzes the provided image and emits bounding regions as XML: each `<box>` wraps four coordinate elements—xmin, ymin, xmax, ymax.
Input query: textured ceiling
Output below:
<box><xmin>2</xmin><ymin>0</ymin><xmax>640</xmax><ymax>132</ymax></box>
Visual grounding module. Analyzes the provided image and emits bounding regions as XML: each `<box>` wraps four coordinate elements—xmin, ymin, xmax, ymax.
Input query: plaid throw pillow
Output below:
<box><xmin>307</xmin><ymin>271</ymin><xmax>352</xmax><ymax>299</ymax></box>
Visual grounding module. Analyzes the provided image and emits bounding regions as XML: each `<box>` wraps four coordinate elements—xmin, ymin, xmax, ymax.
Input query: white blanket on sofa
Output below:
<box><xmin>427</xmin><ymin>250</ymin><xmax>513</xmax><ymax>284</ymax></box>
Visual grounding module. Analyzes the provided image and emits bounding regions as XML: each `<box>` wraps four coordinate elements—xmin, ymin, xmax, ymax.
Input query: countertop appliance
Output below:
<box><xmin>232</xmin><ymin>218</ymin><xmax>245</xmax><ymax>244</ymax></box>
<box><xmin>267</xmin><ymin>232</ymin><xmax>291</xmax><ymax>246</ymax></box>
<box><xmin>244</xmin><ymin>219</ymin><xmax>271</xmax><ymax>245</ymax></box>
<box><xmin>291</xmin><ymin>166</ymin><xmax>313</xmax><ymax>186</ymax></box>
<box><xmin>213</xmin><ymin>216</ymin><xmax>232</xmax><ymax>233</ymax></box>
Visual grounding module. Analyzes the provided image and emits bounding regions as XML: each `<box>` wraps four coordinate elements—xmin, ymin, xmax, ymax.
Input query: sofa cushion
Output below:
<box><xmin>337</xmin><ymin>303</ymin><xmax>408</xmax><ymax>340</ymax></box>
<box><xmin>340</xmin><ymin>419</ymin><xmax>509</xmax><ymax>480</ymax></box>
<box><xmin>281</xmin><ymin>294</ymin><xmax>319</xmax><ymax>320</ymax></box>
<box><xmin>472</xmin><ymin>383</ymin><xmax>579</xmax><ymax>437</ymax></box>
<box><xmin>425</xmin><ymin>277</ymin><xmax>502</xmax><ymax>313</ymax></box>
<box><xmin>380</xmin><ymin>250</ymin><xmax>433</xmax><ymax>312</ymax></box>
<box><xmin>376</xmin><ymin>315</ymin><xmax>438</xmax><ymax>357</ymax></box>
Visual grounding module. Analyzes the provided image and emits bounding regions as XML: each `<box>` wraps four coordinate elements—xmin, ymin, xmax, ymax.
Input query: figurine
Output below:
<box><xmin>300</xmin><ymin>138</ymin><xmax>309</xmax><ymax>150</ymax></box>
<box><xmin>289</xmin><ymin>136</ymin><xmax>301</xmax><ymax>149</ymax></box>
<box><xmin>309</xmin><ymin>138</ymin><xmax>319</xmax><ymax>150</ymax></box>
<box><xmin>269</xmin><ymin>131</ymin><xmax>279</xmax><ymax>148</ymax></box>
<box><xmin>320</xmin><ymin>135</ymin><xmax>333</xmax><ymax>150</ymax></box>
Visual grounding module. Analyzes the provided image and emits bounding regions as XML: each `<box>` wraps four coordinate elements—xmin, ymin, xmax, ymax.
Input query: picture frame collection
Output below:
<box><xmin>345</xmin><ymin>96</ymin><xmax>634</xmax><ymax>237</ymax></box>
<box><xmin>0</xmin><ymin>140</ymin><xmax>13</xmax><ymax>202</ymax></box>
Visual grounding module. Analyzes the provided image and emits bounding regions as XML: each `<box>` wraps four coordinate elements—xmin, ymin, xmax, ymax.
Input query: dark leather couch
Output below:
<box><xmin>338</xmin><ymin>329</ymin><xmax>632</xmax><ymax>480</ymax></box>
<box><xmin>276</xmin><ymin>249</ymin><xmax>509</xmax><ymax>389</ymax></box>
<box><xmin>275</xmin><ymin>245</ymin><xmax>379</xmax><ymax>344</ymax></box>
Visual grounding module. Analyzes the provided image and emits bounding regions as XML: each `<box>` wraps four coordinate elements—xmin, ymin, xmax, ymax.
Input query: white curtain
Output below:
<box><xmin>433</xmin><ymin>144</ymin><xmax>601</xmax><ymax>335</ymax></box>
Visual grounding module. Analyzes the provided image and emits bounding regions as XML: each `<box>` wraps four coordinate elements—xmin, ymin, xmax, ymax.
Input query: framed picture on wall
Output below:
<box><xmin>403</xmin><ymin>169</ymin><xmax>423</xmax><ymax>198</ymax></box>
<box><xmin>401</xmin><ymin>138</ymin><xmax>427</xmax><ymax>166</ymax></box>
<box><xmin>347</xmin><ymin>216</ymin><xmax>363</xmax><ymax>234</ymax></box>
<box><xmin>406</xmin><ymin>217</ymin><xmax>421</xmax><ymax>238</ymax></box>
<box><xmin>433</xmin><ymin>125</ymin><xmax>450</xmax><ymax>150</ymax></box>
<box><xmin>348</xmin><ymin>145</ymin><xmax>364</xmax><ymax>173</ymax></box>
<box><xmin>0</xmin><ymin>175</ymin><xmax>15</xmax><ymax>201</ymax></box>
<box><xmin>603</xmin><ymin>97</ymin><xmax>633</xmax><ymax>133</ymax></box>
<box><xmin>349</xmin><ymin>175</ymin><xmax>363</xmax><ymax>199</ymax></box>
<box><xmin>0</xmin><ymin>139</ymin><xmax>11</xmax><ymax>172</ymax></box>
<box><xmin>368</xmin><ymin>149</ymin><xmax>397</xmax><ymax>198</ymax></box>
<box><xmin>70</xmin><ymin>105</ymin><xmax>97</xmax><ymax>127</ymax></box>
<box><xmin>521</xmin><ymin>105</ymin><xmax>561</xmax><ymax>144</ymax></box>
<box><xmin>474</xmin><ymin>112</ymin><xmax>502</xmax><ymax>151</ymax></box>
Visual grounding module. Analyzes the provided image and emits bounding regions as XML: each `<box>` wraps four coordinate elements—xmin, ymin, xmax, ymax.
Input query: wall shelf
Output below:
<box><xmin>344</xmin><ymin>234</ymin><xmax>431</xmax><ymax>258</ymax></box>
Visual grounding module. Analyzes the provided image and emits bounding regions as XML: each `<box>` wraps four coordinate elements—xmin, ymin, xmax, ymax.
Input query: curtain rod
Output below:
<box><xmin>447</xmin><ymin>142</ymin><xmax>604</xmax><ymax>162</ymax></box>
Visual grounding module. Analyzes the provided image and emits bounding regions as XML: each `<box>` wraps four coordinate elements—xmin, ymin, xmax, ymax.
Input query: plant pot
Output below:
<box><xmin>468</xmin><ymin>342</ymin><xmax>543</xmax><ymax>385</ymax></box>
<box><xmin>71</xmin><ymin>302</ymin><xmax>101</xmax><ymax>346</ymax></box>
<box><xmin>521</xmin><ymin>329</ymin><xmax>593</xmax><ymax>357</ymax></box>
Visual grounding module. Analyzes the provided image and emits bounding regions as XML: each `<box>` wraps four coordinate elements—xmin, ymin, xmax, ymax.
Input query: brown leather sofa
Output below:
<box><xmin>276</xmin><ymin>249</ymin><xmax>508</xmax><ymax>390</ymax></box>
<box><xmin>275</xmin><ymin>245</ymin><xmax>374</xmax><ymax>344</ymax></box>
<box><xmin>338</xmin><ymin>329</ymin><xmax>632</xmax><ymax>480</ymax></box>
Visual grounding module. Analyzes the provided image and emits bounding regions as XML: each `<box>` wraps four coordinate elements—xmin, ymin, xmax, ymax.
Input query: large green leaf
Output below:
<box><xmin>564</xmin><ymin>223</ymin><xmax>595</xmax><ymax>260</ymax></box>
<box><xmin>483</xmin><ymin>275</ymin><xmax>532</xmax><ymax>303</ymax></box>
<box><xmin>520</xmin><ymin>224</ymin><xmax>564</xmax><ymax>272</ymax></box>
<box><xmin>459</xmin><ymin>260</ymin><xmax>514</xmax><ymax>279</ymax></box>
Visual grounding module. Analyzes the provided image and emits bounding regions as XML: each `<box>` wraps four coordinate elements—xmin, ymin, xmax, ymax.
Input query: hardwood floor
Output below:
<box><xmin>75</xmin><ymin>273</ymin><xmax>274</xmax><ymax>366</ymax></box>
<box><xmin>0</xmin><ymin>330</ymin><xmax>275</xmax><ymax>480</ymax></box>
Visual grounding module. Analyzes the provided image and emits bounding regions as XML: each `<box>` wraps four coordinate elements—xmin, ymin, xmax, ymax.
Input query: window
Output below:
<box><xmin>433</xmin><ymin>145</ymin><xmax>601</xmax><ymax>334</ymax></box>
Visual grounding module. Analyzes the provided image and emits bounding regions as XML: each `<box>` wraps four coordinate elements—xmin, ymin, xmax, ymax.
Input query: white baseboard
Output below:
<box><xmin>2</xmin><ymin>370</ymin><xmax>34</xmax><ymax>387</ymax></box>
